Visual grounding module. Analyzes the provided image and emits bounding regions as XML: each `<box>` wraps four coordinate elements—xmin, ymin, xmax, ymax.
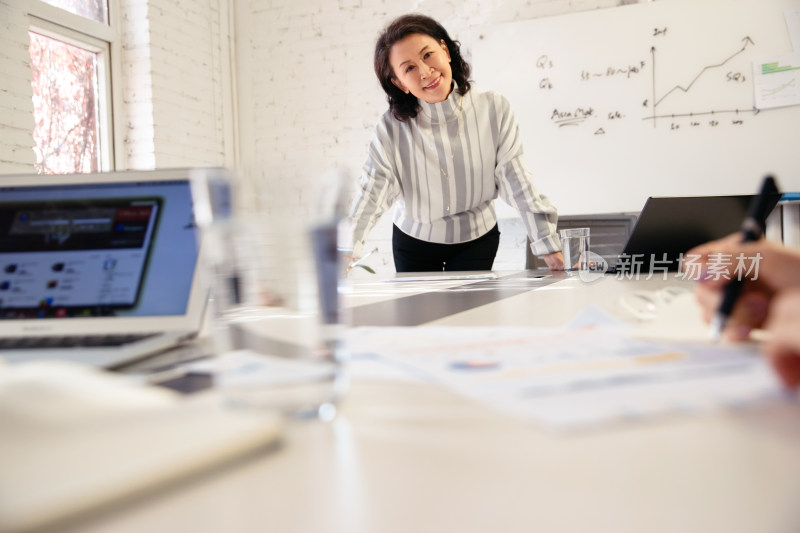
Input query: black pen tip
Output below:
<box><xmin>762</xmin><ymin>175</ymin><xmax>778</xmax><ymax>195</ymax></box>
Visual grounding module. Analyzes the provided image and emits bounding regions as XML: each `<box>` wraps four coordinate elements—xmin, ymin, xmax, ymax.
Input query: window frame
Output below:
<box><xmin>28</xmin><ymin>0</ymin><xmax>122</xmax><ymax>172</ymax></box>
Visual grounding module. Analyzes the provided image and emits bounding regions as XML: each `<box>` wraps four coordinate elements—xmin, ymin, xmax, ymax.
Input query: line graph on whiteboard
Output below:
<box><xmin>644</xmin><ymin>35</ymin><xmax>759</xmax><ymax>128</ymax></box>
<box><xmin>538</xmin><ymin>28</ymin><xmax>763</xmax><ymax>134</ymax></box>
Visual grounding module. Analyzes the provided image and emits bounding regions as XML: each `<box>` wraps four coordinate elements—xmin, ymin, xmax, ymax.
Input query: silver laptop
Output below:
<box><xmin>0</xmin><ymin>168</ymin><xmax>210</xmax><ymax>368</ymax></box>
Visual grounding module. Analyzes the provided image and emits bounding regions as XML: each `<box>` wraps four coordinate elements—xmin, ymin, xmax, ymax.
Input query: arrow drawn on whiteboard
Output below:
<box><xmin>644</xmin><ymin>106</ymin><xmax>761</xmax><ymax>120</ymax></box>
<box><xmin>650</xmin><ymin>37</ymin><xmax>755</xmax><ymax>107</ymax></box>
<box><xmin>648</xmin><ymin>37</ymin><xmax>756</xmax><ymax>127</ymax></box>
<box><xmin>653</xmin><ymin>37</ymin><xmax>755</xmax><ymax>107</ymax></box>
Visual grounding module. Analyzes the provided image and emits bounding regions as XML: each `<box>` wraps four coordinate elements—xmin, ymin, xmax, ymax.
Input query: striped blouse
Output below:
<box><xmin>349</xmin><ymin>87</ymin><xmax>561</xmax><ymax>260</ymax></box>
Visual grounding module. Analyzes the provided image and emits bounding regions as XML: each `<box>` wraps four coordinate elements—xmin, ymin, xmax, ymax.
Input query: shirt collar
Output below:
<box><xmin>417</xmin><ymin>82</ymin><xmax>461</xmax><ymax>123</ymax></box>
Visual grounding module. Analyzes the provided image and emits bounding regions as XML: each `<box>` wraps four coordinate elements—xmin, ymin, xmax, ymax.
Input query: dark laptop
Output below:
<box><xmin>609</xmin><ymin>194</ymin><xmax>781</xmax><ymax>273</ymax></box>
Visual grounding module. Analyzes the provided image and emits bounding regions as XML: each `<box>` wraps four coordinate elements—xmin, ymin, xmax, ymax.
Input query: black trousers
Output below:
<box><xmin>392</xmin><ymin>224</ymin><xmax>500</xmax><ymax>273</ymax></box>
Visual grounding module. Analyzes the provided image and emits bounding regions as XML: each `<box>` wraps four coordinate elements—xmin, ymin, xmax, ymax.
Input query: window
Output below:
<box><xmin>29</xmin><ymin>32</ymin><xmax>102</xmax><ymax>174</ymax></box>
<box><xmin>28</xmin><ymin>1</ymin><xmax>117</xmax><ymax>174</ymax></box>
<box><xmin>41</xmin><ymin>0</ymin><xmax>108</xmax><ymax>24</ymax></box>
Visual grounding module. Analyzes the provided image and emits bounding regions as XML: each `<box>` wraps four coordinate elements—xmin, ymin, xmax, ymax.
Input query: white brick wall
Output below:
<box><xmin>125</xmin><ymin>0</ymin><xmax>230</xmax><ymax>169</ymax></box>
<box><xmin>0</xmin><ymin>0</ymin><xmax>36</xmax><ymax>173</ymax></box>
<box><xmin>120</xmin><ymin>0</ymin><xmax>157</xmax><ymax>169</ymax></box>
<box><xmin>234</xmin><ymin>0</ymin><xmax>624</xmax><ymax>272</ymax></box>
<box><xmin>0</xmin><ymin>0</ymin><xmax>232</xmax><ymax>173</ymax></box>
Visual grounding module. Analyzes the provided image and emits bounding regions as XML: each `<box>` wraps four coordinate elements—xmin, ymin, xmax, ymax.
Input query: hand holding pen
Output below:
<box><xmin>688</xmin><ymin>230</ymin><xmax>800</xmax><ymax>388</ymax></box>
<box><xmin>685</xmin><ymin>176</ymin><xmax>787</xmax><ymax>340</ymax></box>
<box><xmin>709</xmin><ymin>176</ymin><xmax>780</xmax><ymax>340</ymax></box>
<box><xmin>683</xmin><ymin>176</ymin><xmax>800</xmax><ymax>387</ymax></box>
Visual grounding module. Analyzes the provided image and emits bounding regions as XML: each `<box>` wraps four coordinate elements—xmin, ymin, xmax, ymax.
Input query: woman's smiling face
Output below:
<box><xmin>389</xmin><ymin>33</ymin><xmax>453</xmax><ymax>104</ymax></box>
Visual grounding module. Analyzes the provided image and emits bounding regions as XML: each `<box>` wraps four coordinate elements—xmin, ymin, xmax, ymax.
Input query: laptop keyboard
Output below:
<box><xmin>0</xmin><ymin>333</ymin><xmax>158</xmax><ymax>350</ymax></box>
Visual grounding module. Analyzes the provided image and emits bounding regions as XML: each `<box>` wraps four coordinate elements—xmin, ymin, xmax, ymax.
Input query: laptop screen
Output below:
<box><xmin>0</xmin><ymin>179</ymin><xmax>198</xmax><ymax>319</ymax></box>
<box><xmin>616</xmin><ymin>193</ymin><xmax>781</xmax><ymax>272</ymax></box>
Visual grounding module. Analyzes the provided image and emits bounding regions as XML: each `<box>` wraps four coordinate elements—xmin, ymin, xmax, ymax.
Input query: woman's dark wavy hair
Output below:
<box><xmin>374</xmin><ymin>14</ymin><xmax>472</xmax><ymax>122</ymax></box>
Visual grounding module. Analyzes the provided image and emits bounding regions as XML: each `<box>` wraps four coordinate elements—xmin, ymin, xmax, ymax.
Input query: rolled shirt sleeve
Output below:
<box><xmin>348</xmin><ymin>123</ymin><xmax>401</xmax><ymax>259</ymax></box>
<box><xmin>492</xmin><ymin>94</ymin><xmax>561</xmax><ymax>257</ymax></box>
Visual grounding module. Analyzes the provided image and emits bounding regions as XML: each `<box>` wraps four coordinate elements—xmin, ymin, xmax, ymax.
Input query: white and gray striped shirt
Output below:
<box><xmin>350</xmin><ymin>87</ymin><xmax>560</xmax><ymax>260</ymax></box>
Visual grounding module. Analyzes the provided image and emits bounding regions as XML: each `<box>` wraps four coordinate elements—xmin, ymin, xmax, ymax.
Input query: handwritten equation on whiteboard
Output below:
<box><xmin>534</xmin><ymin>27</ymin><xmax>760</xmax><ymax>135</ymax></box>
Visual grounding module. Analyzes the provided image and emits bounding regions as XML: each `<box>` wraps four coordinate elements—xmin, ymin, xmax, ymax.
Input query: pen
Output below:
<box><xmin>709</xmin><ymin>175</ymin><xmax>779</xmax><ymax>340</ymax></box>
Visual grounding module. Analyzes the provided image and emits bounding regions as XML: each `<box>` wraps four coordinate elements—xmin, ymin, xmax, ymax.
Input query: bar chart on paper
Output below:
<box><xmin>754</xmin><ymin>53</ymin><xmax>800</xmax><ymax>109</ymax></box>
<box><xmin>348</xmin><ymin>324</ymin><xmax>783</xmax><ymax>430</ymax></box>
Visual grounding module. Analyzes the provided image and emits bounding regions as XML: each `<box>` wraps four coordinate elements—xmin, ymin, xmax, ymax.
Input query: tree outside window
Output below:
<box><xmin>28</xmin><ymin>0</ymin><xmax>114</xmax><ymax>175</ymax></box>
<box><xmin>29</xmin><ymin>32</ymin><xmax>101</xmax><ymax>175</ymax></box>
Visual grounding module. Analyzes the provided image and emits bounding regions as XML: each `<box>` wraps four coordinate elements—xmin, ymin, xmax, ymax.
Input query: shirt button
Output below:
<box><xmin>446</xmin><ymin>206</ymin><xmax>450</xmax><ymax>212</ymax></box>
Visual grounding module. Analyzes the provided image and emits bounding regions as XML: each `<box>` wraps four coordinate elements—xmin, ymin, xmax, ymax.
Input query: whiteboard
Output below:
<box><xmin>470</xmin><ymin>0</ymin><xmax>800</xmax><ymax>215</ymax></box>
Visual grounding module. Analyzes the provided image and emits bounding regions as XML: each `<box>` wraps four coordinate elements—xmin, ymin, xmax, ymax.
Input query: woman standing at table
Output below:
<box><xmin>349</xmin><ymin>13</ymin><xmax>564</xmax><ymax>273</ymax></box>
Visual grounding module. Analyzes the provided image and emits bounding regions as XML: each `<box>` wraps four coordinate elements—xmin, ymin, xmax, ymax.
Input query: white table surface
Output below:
<box><xmin>55</xmin><ymin>273</ymin><xmax>800</xmax><ymax>533</ymax></box>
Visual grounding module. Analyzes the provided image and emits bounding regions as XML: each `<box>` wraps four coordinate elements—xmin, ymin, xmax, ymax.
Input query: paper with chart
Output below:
<box><xmin>754</xmin><ymin>53</ymin><xmax>800</xmax><ymax>109</ymax></box>
<box><xmin>347</xmin><ymin>324</ymin><xmax>784</xmax><ymax>430</ymax></box>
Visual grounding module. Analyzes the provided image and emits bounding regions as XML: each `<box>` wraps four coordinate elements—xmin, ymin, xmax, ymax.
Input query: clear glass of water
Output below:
<box><xmin>559</xmin><ymin>227</ymin><xmax>590</xmax><ymax>276</ymax></box>
<box><xmin>192</xmin><ymin>169</ymin><xmax>348</xmax><ymax>421</ymax></box>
